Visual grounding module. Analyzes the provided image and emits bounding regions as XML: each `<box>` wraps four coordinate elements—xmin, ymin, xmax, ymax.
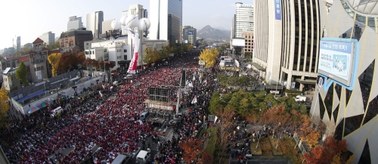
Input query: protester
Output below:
<box><xmin>1</xmin><ymin>51</ymin><xmax>219</xmax><ymax>163</ymax></box>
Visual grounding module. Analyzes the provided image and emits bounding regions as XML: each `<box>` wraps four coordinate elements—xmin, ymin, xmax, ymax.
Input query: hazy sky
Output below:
<box><xmin>0</xmin><ymin>0</ymin><xmax>252</xmax><ymax>49</ymax></box>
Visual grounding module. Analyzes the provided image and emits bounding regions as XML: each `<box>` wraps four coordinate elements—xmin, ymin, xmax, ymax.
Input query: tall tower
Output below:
<box><xmin>87</xmin><ymin>11</ymin><xmax>104</xmax><ymax>39</ymax></box>
<box><xmin>149</xmin><ymin>0</ymin><xmax>182</xmax><ymax>44</ymax></box>
<box><xmin>16</xmin><ymin>36</ymin><xmax>21</xmax><ymax>51</ymax></box>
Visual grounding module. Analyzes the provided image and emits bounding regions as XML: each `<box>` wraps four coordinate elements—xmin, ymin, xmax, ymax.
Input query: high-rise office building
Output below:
<box><xmin>149</xmin><ymin>0</ymin><xmax>182</xmax><ymax>44</ymax></box>
<box><xmin>12</xmin><ymin>36</ymin><xmax>21</xmax><ymax>51</ymax></box>
<box><xmin>280</xmin><ymin>0</ymin><xmax>321</xmax><ymax>90</ymax></box>
<box><xmin>40</xmin><ymin>31</ymin><xmax>55</xmax><ymax>45</ymax></box>
<box><xmin>252</xmin><ymin>0</ymin><xmax>282</xmax><ymax>84</ymax></box>
<box><xmin>183</xmin><ymin>26</ymin><xmax>197</xmax><ymax>44</ymax></box>
<box><xmin>232</xmin><ymin>2</ymin><xmax>254</xmax><ymax>38</ymax></box>
<box><xmin>86</xmin><ymin>11</ymin><xmax>104</xmax><ymax>39</ymax></box>
<box><xmin>67</xmin><ymin>16</ymin><xmax>83</xmax><ymax>31</ymax></box>
<box><xmin>16</xmin><ymin>36</ymin><xmax>21</xmax><ymax>51</ymax></box>
<box><xmin>311</xmin><ymin>0</ymin><xmax>378</xmax><ymax>163</ymax></box>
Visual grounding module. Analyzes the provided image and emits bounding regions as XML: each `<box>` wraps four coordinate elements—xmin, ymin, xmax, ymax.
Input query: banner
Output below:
<box><xmin>127</xmin><ymin>33</ymin><xmax>140</xmax><ymax>74</ymax></box>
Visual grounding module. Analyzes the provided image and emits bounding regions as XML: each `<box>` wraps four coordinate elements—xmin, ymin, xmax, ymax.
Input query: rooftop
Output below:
<box><xmin>33</xmin><ymin>38</ymin><xmax>44</xmax><ymax>44</ymax></box>
<box><xmin>345</xmin><ymin>0</ymin><xmax>378</xmax><ymax>16</ymax></box>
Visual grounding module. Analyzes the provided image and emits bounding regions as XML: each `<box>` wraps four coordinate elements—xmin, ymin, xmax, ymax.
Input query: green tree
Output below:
<box><xmin>16</xmin><ymin>62</ymin><xmax>28</xmax><ymax>86</ymax></box>
<box><xmin>239</xmin><ymin>97</ymin><xmax>251</xmax><ymax>115</ymax></box>
<box><xmin>159</xmin><ymin>46</ymin><xmax>170</xmax><ymax>59</ymax></box>
<box><xmin>209</xmin><ymin>92</ymin><xmax>224</xmax><ymax>114</ymax></box>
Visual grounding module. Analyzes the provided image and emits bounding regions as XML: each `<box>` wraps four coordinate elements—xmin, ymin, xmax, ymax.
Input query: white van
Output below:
<box><xmin>50</xmin><ymin>106</ymin><xmax>63</xmax><ymax>117</ymax></box>
<box><xmin>136</xmin><ymin>150</ymin><xmax>149</xmax><ymax>163</ymax></box>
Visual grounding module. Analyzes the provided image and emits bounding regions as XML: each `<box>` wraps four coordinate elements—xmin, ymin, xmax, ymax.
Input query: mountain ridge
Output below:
<box><xmin>197</xmin><ymin>25</ymin><xmax>230</xmax><ymax>41</ymax></box>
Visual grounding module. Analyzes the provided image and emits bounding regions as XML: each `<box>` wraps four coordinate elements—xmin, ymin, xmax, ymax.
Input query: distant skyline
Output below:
<box><xmin>0</xmin><ymin>0</ymin><xmax>253</xmax><ymax>49</ymax></box>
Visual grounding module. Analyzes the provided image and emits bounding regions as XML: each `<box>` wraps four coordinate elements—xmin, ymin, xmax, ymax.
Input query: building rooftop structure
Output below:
<box><xmin>344</xmin><ymin>0</ymin><xmax>378</xmax><ymax>15</ymax></box>
<box><xmin>32</xmin><ymin>38</ymin><xmax>44</xmax><ymax>44</ymax></box>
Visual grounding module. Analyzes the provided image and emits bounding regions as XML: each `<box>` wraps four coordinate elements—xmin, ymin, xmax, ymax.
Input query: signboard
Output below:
<box><xmin>232</xmin><ymin>38</ymin><xmax>245</xmax><ymax>47</ymax></box>
<box><xmin>274</xmin><ymin>0</ymin><xmax>282</xmax><ymax>20</ymax></box>
<box><xmin>318</xmin><ymin>38</ymin><xmax>359</xmax><ymax>89</ymax></box>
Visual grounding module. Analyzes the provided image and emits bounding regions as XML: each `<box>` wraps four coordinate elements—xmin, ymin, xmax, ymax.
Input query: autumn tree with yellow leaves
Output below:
<box><xmin>0</xmin><ymin>88</ymin><xmax>10</xmax><ymax>129</ymax></box>
<box><xmin>199</xmin><ymin>48</ymin><xmax>219</xmax><ymax>68</ymax></box>
<box><xmin>143</xmin><ymin>48</ymin><xmax>161</xmax><ymax>65</ymax></box>
<box><xmin>48</xmin><ymin>52</ymin><xmax>62</xmax><ymax>77</ymax></box>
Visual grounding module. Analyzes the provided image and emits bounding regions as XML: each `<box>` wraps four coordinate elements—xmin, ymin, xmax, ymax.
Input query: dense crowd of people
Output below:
<box><xmin>0</xmin><ymin>50</ymin><xmax>221</xmax><ymax>164</ymax></box>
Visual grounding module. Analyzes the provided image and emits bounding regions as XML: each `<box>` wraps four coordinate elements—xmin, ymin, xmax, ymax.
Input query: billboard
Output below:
<box><xmin>318</xmin><ymin>38</ymin><xmax>359</xmax><ymax>89</ymax></box>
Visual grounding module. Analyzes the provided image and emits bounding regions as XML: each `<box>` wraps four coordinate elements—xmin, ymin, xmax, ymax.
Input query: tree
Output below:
<box><xmin>84</xmin><ymin>58</ymin><xmax>99</xmax><ymax>70</ymax></box>
<box><xmin>199</xmin><ymin>48</ymin><xmax>219</xmax><ymax>68</ymax></box>
<box><xmin>216</xmin><ymin>107</ymin><xmax>234</xmax><ymax>162</ymax></box>
<box><xmin>209</xmin><ymin>92</ymin><xmax>223</xmax><ymax>114</ymax></box>
<box><xmin>259</xmin><ymin>105</ymin><xmax>290</xmax><ymax>126</ymax></box>
<box><xmin>304</xmin><ymin>137</ymin><xmax>348</xmax><ymax>164</ymax></box>
<box><xmin>143</xmin><ymin>48</ymin><xmax>160</xmax><ymax>65</ymax></box>
<box><xmin>58</xmin><ymin>51</ymin><xmax>87</xmax><ymax>73</ymax></box>
<box><xmin>180</xmin><ymin>138</ymin><xmax>202</xmax><ymax>163</ymax></box>
<box><xmin>75</xmin><ymin>52</ymin><xmax>86</xmax><ymax>68</ymax></box>
<box><xmin>16</xmin><ymin>62</ymin><xmax>28</xmax><ymax>86</ymax></box>
<box><xmin>48</xmin><ymin>53</ymin><xmax>62</xmax><ymax>77</ymax></box>
<box><xmin>0</xmin><ymin>88</ymin><xmax>10</xmax><ymax>129</ymax></box>
<box><xmin>201</xmin><ymin>152</ymin><xmax>213</xmax><ymax>164</ymax></box>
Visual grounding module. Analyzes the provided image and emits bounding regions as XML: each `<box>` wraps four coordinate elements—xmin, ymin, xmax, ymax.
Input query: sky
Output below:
<box><xmin>0</xmin><ymin>0</ymin><xmax>253</xmax><ymax>49</ymax></box>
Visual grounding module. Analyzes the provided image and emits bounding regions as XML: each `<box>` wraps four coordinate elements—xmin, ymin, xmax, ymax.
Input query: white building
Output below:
<box><xmin>85</xmin><ymin>37</ymin><xmax>168</xmax><ymax>70</ymax></box>
<box><xmin>149</xmin><ymin>0</ymin><xmax>182</xmax><ymax>44</ymax></box>
<box><xmin>232</xmin><ymin>2</ymin><xmax>254</xmax><ymax>38</ymax></box>
<box><xmin>85</xmin><ymin>37</ymin><xmax>128</xmax><ymax>70</ymax></box>
<box><xmin>252</xmin><ymin>0</ymin><xmax>282</xmax><ymax>84</ymax></box>
<box><xmin>102</xmin><ymin>19</ymin><xmax>114</xmax><ymax>35</ymax></box>
<box><xmin>86</xmin><ymin>11</ymin><xmax>104</xmax><ymax>39</ymax></box>
<box><xmin>280</xmin><ymin>0</ymin><xmax>321</xmax><ymax>91</ymax></box>
<box><xmin>67</xmin><ymin>16</ymin><xmax>83</xmax><ymax>31</ymax></box>
<box><xmin>40</xmin><ymin>31</ymin><xmax>55</xmax><ymax>45</ymax></box>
